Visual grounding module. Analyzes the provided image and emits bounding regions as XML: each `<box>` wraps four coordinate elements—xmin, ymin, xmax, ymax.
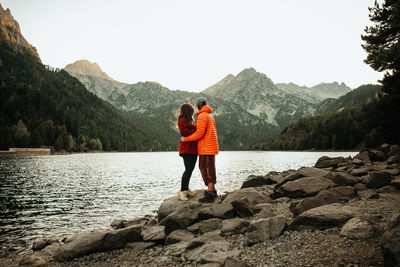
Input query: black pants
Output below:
<box><xmin>181</xmin><ymin>153</ymin><xmax>197</xmax><ymax>191</ymax></box>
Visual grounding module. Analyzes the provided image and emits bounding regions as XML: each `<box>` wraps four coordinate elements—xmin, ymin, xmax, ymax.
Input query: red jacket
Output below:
<box><xmin>178</xmin><ymin>117</ymin><xmax>198</xmax><ymax>156</ymax></box>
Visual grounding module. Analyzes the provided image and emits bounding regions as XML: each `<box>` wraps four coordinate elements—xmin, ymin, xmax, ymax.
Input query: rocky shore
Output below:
<box><xmin>2</xmin><ymin>144</ymin><xmax>400</xmax><ymax>267</ymax></box>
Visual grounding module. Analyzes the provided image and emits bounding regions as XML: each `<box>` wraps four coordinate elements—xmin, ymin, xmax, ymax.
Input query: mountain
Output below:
<box><xmin>202</xmin><ymin>68</ymin><xmax>318</xmax><ymax>128</ymax></box>
<box><xmin>65</xmin><ymin>60</ymin><xmax>115</xmax><ymax>81</ymax></box>
<box><xmin>276</xmin><ymin>82</ymin><xmax>352</xmax><ymax>103</ymax></box>
<box><xmin>0</xmin><ymin>6</ymin><xmax>176</xmax><ymax>152</ymax></box>
<box><xmin>0</xmin><ymin>4</ymin><xmax>39</xmax><ymax>58</ymax></box>
<box><xmin>317</xmin><ymin>84</ymin><xmax>381</xmax><ymax>113</ymax></box>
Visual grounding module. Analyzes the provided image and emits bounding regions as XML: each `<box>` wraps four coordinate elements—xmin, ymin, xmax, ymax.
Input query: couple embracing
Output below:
<box><xmin>177</xmin><ymin>97</ymin><xmax>219</xmax><ymax>203</ymax></box>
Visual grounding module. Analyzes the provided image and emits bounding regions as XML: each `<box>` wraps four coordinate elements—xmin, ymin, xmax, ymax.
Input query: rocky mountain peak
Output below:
<box><xmin>64</xmin><ymin>60</ymin><xmax>114</xmax><ymax>81</ymax></box>
<box><xmin>0</xmin><ymin>4</ymin><xmax>40</xmax><ymax>58</ymax></box>
<box><xmin>237</xmin><ymin>67</ymin><xmax>257</xmax><ymax>78</ymax></box>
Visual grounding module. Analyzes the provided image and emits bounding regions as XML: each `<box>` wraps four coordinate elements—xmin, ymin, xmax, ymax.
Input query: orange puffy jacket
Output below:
<box><xmin>183</xmin><ymin>105</ymin><xmax>219</xmax><ymax>155</ymax></box>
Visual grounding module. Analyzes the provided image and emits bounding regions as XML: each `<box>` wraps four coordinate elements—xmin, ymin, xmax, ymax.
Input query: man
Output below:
<box><xmin>181</xmin><ymin>97</ymin><xmax>219</xmax><ymax>203</ymax></box>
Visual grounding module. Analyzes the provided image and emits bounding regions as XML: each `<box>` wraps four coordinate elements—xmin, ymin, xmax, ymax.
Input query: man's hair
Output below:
<box><xmin>196</xmin><ymin>97</ymin><xmax>207</xmax><ymax>109</ymax></box>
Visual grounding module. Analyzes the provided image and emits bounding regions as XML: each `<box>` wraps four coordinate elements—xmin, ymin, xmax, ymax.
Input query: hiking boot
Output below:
<box><xmin>203</xmin><ymin>189</ymin><xmax>217</xmax><ymax>197</ymax></box>
<box><xmin>177</xmin><ymin>191</ymin><xmax>188</xmax><ymax>201</ymax></box>
<box><xmin>199</xmin><ymin>192</ymin><xmax>216</xmax><ymax>203</ymax></box>
<box><xmin>185</xmin><ymin>190</ymin><xmax>196</xmax><ymax>197</ymax></box>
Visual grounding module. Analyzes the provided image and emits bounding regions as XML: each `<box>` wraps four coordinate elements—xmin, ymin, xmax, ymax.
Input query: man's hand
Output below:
<box><xmin>181</xmin><ymin>137</ymin><xmax>185</xmax><ymax>142</ymax></box>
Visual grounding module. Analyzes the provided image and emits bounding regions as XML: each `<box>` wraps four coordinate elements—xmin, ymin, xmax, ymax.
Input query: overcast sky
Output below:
<box><xmin>2</xmin><ymin>0</ymin><xmax>382</xmax><ymax>92</ymax></box>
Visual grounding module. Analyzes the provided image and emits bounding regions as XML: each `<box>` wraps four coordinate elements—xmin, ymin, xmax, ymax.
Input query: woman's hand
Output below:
<box><xmin>181</xmin><ymin>137</ymin><xmax>185</xmax><ymax>142</ymax></box>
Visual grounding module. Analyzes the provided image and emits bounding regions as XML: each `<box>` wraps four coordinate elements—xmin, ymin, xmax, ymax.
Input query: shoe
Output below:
<box><xmin>185</xmin><ymin>190</ymin><xmax>196</xmax><ymax>197</ymax></box>
<box><xmin>203</xmin><ymin>189</ymin><xmax>217</xmax><ymax>197</ymax></box>
<box><xmin>199</xmin><ymin>192</ymin><xmax>216</xmax><ymax>203</ymax></box>
<box><xmin>177</xmin><ymin>191</ymin><xmax>188</xmax><ymax>201</ymax></box>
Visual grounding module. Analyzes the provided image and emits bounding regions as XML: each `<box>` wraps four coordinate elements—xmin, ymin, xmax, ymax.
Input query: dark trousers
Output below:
<box><xmin>199</xmin><ymin>155</ymin><xmax>216</xmax><ymax>186</ymax></box>
<box><xmin>181</xmin><ymin>153</ymin><xmax>197</xmax><ymax>191</ymax></box>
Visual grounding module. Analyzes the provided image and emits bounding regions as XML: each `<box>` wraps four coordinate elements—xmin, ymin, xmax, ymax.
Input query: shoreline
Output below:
<box><xmin>1</xmin><ymin>145</ymin><xmax>399</xmax><ymax>266</ymax></box>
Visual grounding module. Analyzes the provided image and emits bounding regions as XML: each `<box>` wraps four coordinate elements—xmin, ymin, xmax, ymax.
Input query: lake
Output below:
<box><xmin>0</xmin><ymin>151</ymin><xmax>358</xmax><ymax>249</ymax></box>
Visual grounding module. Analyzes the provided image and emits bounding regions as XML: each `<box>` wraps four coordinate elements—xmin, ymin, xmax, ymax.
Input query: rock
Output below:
<box><xmin>222</xmin><ymin>188</ymin><xmax>270</xmax><ymax>206</ymax></box>
<box><xmin>391</xmin><ymin>178</ymin><xmax>400</xmax><ymax>190</ymax></box>
<box><xmin>183</xmin><ymin>233</ymin><xmax>229</xmax><ymax>262</ymax></box>
<box><xmin>231</xmin><ymin>197</ymin><xmax>254</xmax><ymax>218</ymax></box>
<box><xmin>290</xmin><ymin>186</ymin><xmax>356</xmax><ymax>217</ymax></box>
<box><xmin>273</xmin><ymin>172</ymin><xmax>303</xmax><ymax>191</ymax></box>
<box><xmin>255</xmin><ymin>206</ymin><xmax>276</xmax><ymax>220</ymax></box>
<box><xmin>367</xmin><ymin>192</ymin><xmax>380</xmax><ymax>199</ymax></box>
<box><xmin>352</xmin><ymin>158</ymin><xmax>363</xmax><ymax>165</ymax></box>
<box><xmin>332</xmin><ymin>172</ymin><xmax>358</xmax><ymax>186</ymax></box>
<box><xmin>315</xmin><ymin>156</ymin><xmax>345</xmax><ymax>168</ymax></box>
<box><xmin>125</xmin><ymin>241</ymin><xmax>157</xmax><ymax>253</ymax></box>
<box><xmin>125</xmin><ymin>217</ymin><xmax>151</xmax><ymax>228</ymax></box>
<box><xmin>383</xmin><ymin>168</ymin><xmax>400</xmax><ymax>176</ymax></box>
<box><xmin>157</xmin><ymin>190</ymin><xmax>206</xmax><ymax>220</ymax></box>
<box><xmin>290</xmin><ymin>203</ymin><xmax>361</xmax><ymax>229</ymax></box>
<box><xmin>32</xmin><ymin>237</ymin><xmax>59</xmax><ymax>251</ymax></box>
<box><xmin>187</xmin><ymin>218</ymin><xmax>223</xmax><ymax>234</ymax></box>
<box><xmin>241</xmin><ymin>174</ymin><xmax>276</xmax><ymax>188</ymax></box>
<box><xmin>368</xmin><ymin>149</ymin><xmax>387</xmax><ymax>161</ymax></box>
<box><xmin>110</xmin><ymin>219</ymin><xmax>128</xmax><ymax>229</ymax></box>
<box><xmin>299</xmin><ymin>167</ymin><xmax>331</xmax><ymax>177</ymax></box>
<box><xmin>377</xmin><ymin>185</ymin><xmax>399</xmax><ymax>193</ymax></box>
<box><xmin>19</xmin><ymin>255</ymin><xmax>47</xmax><ymax>266</ymax></box>
<box><xmin>388</xmin><ymin>155</ymin><xmax>400</xmax><ymax>164</ymax></box>
<box><xmin>246</xmin><ymin>215</ymin><xmax>287</xmax><ymax>244</ymax></box>
<box><xmin>159</xmin><ymin>203</ymin><xmax>200</xmax><ymax>235</ymax></box>
<box><xmin>224</xmin><ymin>257</ymin><xmax>251</xmax><ymax>267</ymax></box>
<box><xmin>339</xmin><ymin>217</ymin><xmax>374</xmax><ymax>238</ymax></box>
<box><xmin>353</xmin><ymin>183</ymin><xmax>367</xmax><ymax>190</ymax></box>
<box><xmin>253</xmin><ymin>203</ymin><xmax>274</xmax><ymax>213</ymax></box>
<box><xmin>389</xmin><ymin>145</ymin><xmax>400</xmax><ymax>156</ymax></box>
<box><xmin>198</xmin><ymin>203</ymin><xmax>235</xmax><ymax>220</ymax></box>
<box><xmin>274</xmin><ymin>176</ymin><xmax>335</xmax><ymax>198</ymax></box>
<box><xmin>199</xmin><ymin>264</ymin><xmax>220</xmax><ymax>267</ymax></box>
<box><xmin>142</xmin><ymin>225</ymin><xmax>165</xmax><ymax>242</ymax></box>
<box><xmin>200</xmin><ymin>251</ymin><xmax>242</xmax><ymax>265</ymax></box>
<box><xmin>381</xmin><ymin>214</ymin><xmax>400</xmax><ymax>266</ymax></box>
<box><xmin>165</xmin><ymin>229</ymin><xmax>195</xmax><ymax>245</ymax></box>
<box><xmin>367</xmin><ymin>171</ymin><xmax>392</xmax><ymax>189</ymax></box>
<box><xmin>350</xmin><ymin>168</ymin><xmax>369</xmax><ymax>176</ymax></box>
<box><xmin>354</xmin><ymin>151</ymin><xmax>372</xmax><ymax>165</ymax></box>
<box><xmin>54</xmin><ymin>226</ymin><xmax>143</xmax><ymax>261</ymax></box>
<box><xmin>379</xmin><ymin>143</ymin><xmax>391</xmax><ymax>154</ymax></box>
<box><xmin>221</xmin><ymin>218</ymin><xmax>250</xmax><ymax>235</ymax></box>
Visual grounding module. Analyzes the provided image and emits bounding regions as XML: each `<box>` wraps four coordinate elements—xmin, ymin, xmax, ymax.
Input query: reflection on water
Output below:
<box><xmin>0</xmin><ymin>151</ymin><xmax>357</xmax><ymax>248</ymax></box>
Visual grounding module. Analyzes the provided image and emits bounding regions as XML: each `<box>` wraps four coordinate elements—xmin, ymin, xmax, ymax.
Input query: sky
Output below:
<box><xmin>1</xmin><ymin>0</ymin><xmax>383</xmax><ymax>92</ymax></box>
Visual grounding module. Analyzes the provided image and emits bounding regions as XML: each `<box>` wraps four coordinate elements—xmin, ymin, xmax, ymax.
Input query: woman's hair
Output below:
<box><xmin>176</xmin><ymin>103</ymin><xmax>194</xmax><ymax>123</ymax></box>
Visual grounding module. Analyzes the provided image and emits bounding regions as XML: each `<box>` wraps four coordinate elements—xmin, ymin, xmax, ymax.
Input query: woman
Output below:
<box><xmin>177</xmin><ymin>103</ymin><xmax>198</xmax><ymax>201</ymax></box>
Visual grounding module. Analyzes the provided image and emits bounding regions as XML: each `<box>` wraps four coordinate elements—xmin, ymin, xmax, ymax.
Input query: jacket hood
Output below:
<box><xmin>197</xmin><ymin>105</ymin><xmax>213</xmax><ymax>115</ymax></box>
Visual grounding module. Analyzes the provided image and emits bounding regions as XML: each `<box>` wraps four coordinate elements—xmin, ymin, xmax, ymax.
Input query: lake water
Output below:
<box><xmin>0</xmin><ymin>151</ymin><xmax>358</xmax><ymax>249</ymax></box>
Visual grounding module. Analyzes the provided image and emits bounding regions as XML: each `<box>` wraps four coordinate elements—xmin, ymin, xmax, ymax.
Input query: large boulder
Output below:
<box><xmin>255</xmin><ymin>205</ymin><xmax>276</xmax><ymax>220</ymax></box>
<box><xmin>289</xmin><ymin>203</ymin><xmax>361</xmax><ymax>230</ymax></box>
<box><xmin>299</xmin><ymin>167</ymin><xmax>331</xmax><ymax>177</ymax></box>
<box><xmin>379</xmin><ymin>143</ymin><xmax>391</xmax><ymax>154</ymax></box>
<box><xmin>274</xmin><ymin>176</ymin><xmax>335</xmax><ymax>198</ymax></box>
<box><xmin>241</xmin><ymin>172</ymin><xmax>285</xmax><ymax>189</ymax></box>
<box><xmin>368</xmin><ymin>149</ymin><xmax>387</xmax><ymax>161</ymax></box>
<box><xmin>221</xmin><ymin>218</ymin><xmax>250</xmax><ymax>236</ymax></box>
<box><xmin>332</xmin><ymin>172</ymin><xmax>358</xmax><ymax>186</ymax></box>
<box><xmin>32</xmin><ymin>237</ymin><xmax>59</xmax><ymax>251</ymax></box>
<box><xmin>367</xmin><ymin>171</ymin><xmax>392</xmax><ymax>189</ymax></box>
<box><xmin>165</xmin><ymin>229</ymin><xmax>195</xmax><ymax>245</ymax></box>
<box><xmin>381</xmin><ymin>214</ymin><xmax>400</xmax><ymax>267</ymax></box>
<box><xmin>388</xmin><ymin>155</ymin><xmax>400</xmax><ymax>165</ymax></box>
<box><xmin>198</xmin><ymin>203</ymin><xmax>235</xmax><ymax>220</ymax></box>
<box><xmin>222</xmin><ymin>188</ymin><xmax>270</xmax><ymax>206</ymax></box>
<box><xmin>389</xmin><ymin>145</ymin><xmax>400</xmax><ymax>157</ymax></box>
<box><xmin>350</xmin><ymin>168</ymin><xmax>369</xmax><ymax>177</ymax></box>
<box><xmin>246</xmin><ymin>216</ymin><xmax>287</xmax><ymax>244</ymax></box>
<box><xmin>54</xmin><ymin>226</ymin><xmax>143</xmax><ymax>261</ymax></box>
<box><xmin>159</xmin><ymin>203</ymin><xmax>200</xmax><ymax>235</ymax></box>
<box><xmin>290</xmin><ymin>186</ymin><xmax>356</xmax><ymax>217</ymax></box>
<box><xmin>354</xmin><ymin>151</ymin><xmax>372</xmax><ymax>165</ymax></box>
<box><xmin>339</xmin><ymin>217</ymin><xmax>375</xmax><ymax>239</ymax></box>
<box><xmin>182</xmin><ymin>233</ymin><xmax>230</xmax><ymax>263</ymax></box>
<box><xmin>231</xmin><ymin>197</ymin><xmax>254</xmax><ymax>218</ymax></box>
<box><xmin>315</xmin><ymin>156</ymin><xmax>345</xmax><ymax>168</ymax></box>
<box><xmin>157</xmin><ymin>190</ymin><xmax>211</xmax><ymax>220</ymax></box>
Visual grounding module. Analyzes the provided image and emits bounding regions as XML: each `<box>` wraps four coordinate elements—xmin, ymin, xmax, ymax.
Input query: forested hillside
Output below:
<box><xmin>0</xmin><ymin>42</ymin><xmax>176</xmax><ymax>151</ymax></box>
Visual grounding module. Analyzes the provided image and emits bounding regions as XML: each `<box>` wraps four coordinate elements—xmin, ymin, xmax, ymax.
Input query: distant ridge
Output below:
<box><xmin>65</xmin><ymin>60</ymin><xmax>115</xmax><ymax>81</ymax></box>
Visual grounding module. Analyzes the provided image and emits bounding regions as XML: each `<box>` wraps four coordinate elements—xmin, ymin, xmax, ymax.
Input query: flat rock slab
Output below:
<box><xmin>339</xmin><ymin>217</ymin><xmax>375</xmax><ymax>239</ymax></box>
<box><xmin>221</xmin><ymin>218</ymin><xmax>250</xmax><ymax>236</ymax></box>
<box><xmin>165</xmin><ymin>229</ymin><xmax>195</xmax><ymax>245</ymax></box>
<box><xmin>290</xmin><ymin>186</ymin><xmax>356</xmax><ymax>217</ymax></box>
<box><xmin>290</xmin><ymin>203</ymin><xmax>361</xmax><ymax>230</ymax></box>
<box><xmin>222</xmin><ymin>188</ymin><xmax>271</xmax><ymax>206</ymax></box>
<box><xmin>314</xmin><ymin>156</ymin><xmax>345</xmax><ymax>168</ymax></box>
<box><xmin>183</xmin><ymin>233</ymin><xmax>229</xmax><ymax>262</ymax></box>
<box><xmin>54</xmin><ymin>226</ymin><xmax>143</xmax><ymax>261</ymax></box>
<box><xmin>125</xmin><ymin>241</ymin><xmax>157</xmax><ymax>254</ymax></box>
<box><xmin>159</xmin><ymin>203</ymin><xmax>201</xmax><ymax>235</ymax></box>
<box><xmin>246</xmin><ymin>215</ymin><xmax>287</xmax><ymax>244</ymax></box>
<box><xmin>275</xmin><ymin>176</ymin><xmax>335</xmax><ymax>198</ymax></box>
<box><xmin>198</xmin><ymin>203</ymin><xmax>235</xmax><ymax>220</ymax></box>
<box><xmin>187</xmin><ymin>218</ymin><xmax>223</xmax><ymax>234</ymax></box>
<box><xmin>299</xmin><ymin>167</ymin><xmax>330</xmax><ymax>177</ymax></box>
<box><xmin>332</xmin><ymin>172</ymin><xmax>358</xmax><ymax>186</ymax></box>
<box><xmin>142</xmin><ymin>225</ymin><xmax>165</xmax><ymax>242</ymax></box>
